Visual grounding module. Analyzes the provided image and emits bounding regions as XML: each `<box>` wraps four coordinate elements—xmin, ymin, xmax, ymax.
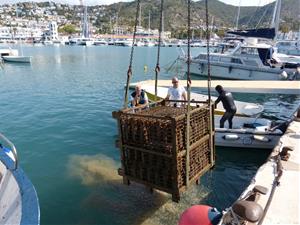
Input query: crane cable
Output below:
<box><xmin>205</xmin><ymin>0</ymin><xmax>215</xmax><ymax>166</ymax></box>
<box><xmin>154</xmin><ymin>0</ymin><xmax>164</xmax><ymax>101</ymax></box>
<box><xmin>123</xmin><ymin>0</ymin><xmax>141</xmax><ymax>108</ymax></box>
<box><xmin>185</xmin><ymin>0</ymin><xmax>192</xmax><ymax>187</ymax></box>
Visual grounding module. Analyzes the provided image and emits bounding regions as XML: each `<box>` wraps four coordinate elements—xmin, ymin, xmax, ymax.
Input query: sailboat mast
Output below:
<box><xmin>139</xmin><ymin>4</ymin><xmax>142</xmax><ymax>27</ymax></box>
<box><xmin>271</xmin><ymin>0</ymin><xmax>281</xmax><ymax>40</ymax></box>
<box><xmin>148</xmin><ymin>10</ymin><xmax>150</xmax><ymax>33</ymax></box>
<box><xmin>83</xmin><ymin>5</ymin><xmax>89</xmax><ymax>38</ymax></box>
<box><xmin>235</xmin><ymin>0</ymin><xmax>241</xmax><ymax>30</ymax></box>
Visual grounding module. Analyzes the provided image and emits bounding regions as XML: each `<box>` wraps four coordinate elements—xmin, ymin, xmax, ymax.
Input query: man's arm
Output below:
<box><xmin>214</xmin><ymin>96</ymin><xmax>221</xmax><ymax>108</ymax></box>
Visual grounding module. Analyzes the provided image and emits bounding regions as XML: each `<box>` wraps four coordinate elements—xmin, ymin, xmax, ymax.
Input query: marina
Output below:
<box><xmin>0</xmin><ymin>44</ymin><xmax>298</xmax><ymax>225</ymax></box>
<box><xmin>0</xmin><ymin>0</ymin><xmax>300</xmax><ymax>224</ymax></box>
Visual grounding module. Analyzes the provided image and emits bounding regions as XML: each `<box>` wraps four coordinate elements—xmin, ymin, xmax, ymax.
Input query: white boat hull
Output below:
<box><xmin>188</xmin><ymin>60</ymin><xmax>289</xmax><ymax>80</ymax></box>
<box><xmin>2</xmin><ymin>56</ymin><xmax>31</xmax><ymax>63</ymax></box>
<box><xmin>214</xmin><ymin>115</ymin><xmax>282</xmax><ymax>149</ymax></box>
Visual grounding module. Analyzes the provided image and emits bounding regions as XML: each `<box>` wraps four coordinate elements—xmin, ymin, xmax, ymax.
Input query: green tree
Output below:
<box><xmin>59</xmin><ymin>24</ymin><xmax>77</xmax><ymax>34</ymax></box>
<box><xmin>280</xmin><ymin>24</ymin><xmax>290</xmax><ymax>34</ymax></box>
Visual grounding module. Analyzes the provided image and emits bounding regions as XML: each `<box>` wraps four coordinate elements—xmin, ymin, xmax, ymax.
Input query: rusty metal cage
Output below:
<box><xmin>113</xmin><ymin>100</ymin><xmax>215</xmax><ymax>202</ymax></box>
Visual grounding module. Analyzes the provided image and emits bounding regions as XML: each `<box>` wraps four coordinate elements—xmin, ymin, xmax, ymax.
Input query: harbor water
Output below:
<box><xmin>0</xmin><ymin>45</ymin><xmax>299</xmax><ymax>225</ymax></box>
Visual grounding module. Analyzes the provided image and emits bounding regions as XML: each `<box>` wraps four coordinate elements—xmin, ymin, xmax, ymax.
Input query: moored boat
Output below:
<box><xmin>2</xmin><ymin>55</ymin><xmax>31</xmax><ymax>63</ymax></box>
<box><xmin>0</xmin><ymin>133</ymin><xmax>40</xmax><ymax>225</ymax></box>
<box><xmin>215</xmin><ymin>115</ymin><xmax>282</xmax><ymax>149</ymax></box>
<box><xmin>138</xmin><ymin>85</ymin><xmax>282</xmax><ymax>149</ymax></box>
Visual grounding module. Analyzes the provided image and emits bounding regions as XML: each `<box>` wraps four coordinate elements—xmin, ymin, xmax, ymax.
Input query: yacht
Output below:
<box><xmin>77</xmin><ymin>38</ymin><xmax>94</xmax><ymax>46</ymax></box>
<box><xmin>179</xmin><ymin>38</ymin><xmax>299</xmax><ymax>80</ymax></box>
<box><xmin>93</xmin><ymin>39</ymin><xmax>108</xmax><ymax>46</ymax></box>
<box><xmin>0</xmin><ymin>133</ymin><xmax>40</xmax><ymax>224</ymax></box>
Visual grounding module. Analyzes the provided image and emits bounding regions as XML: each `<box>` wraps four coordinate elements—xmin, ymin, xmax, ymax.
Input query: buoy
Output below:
<box><xmin>223</xmin><ymin>134</ymin><xmax>239</xmax><ymax>140</ymax></box>
<box><xmin>253</xmin><ymin>135</ymin><xmax>270</xmax><ymax>142</ymax></box>
<box><xmin>179</xmin><ymin>205</ymin><xmax>221</xmax><ymax>225</ymax></box>
<box><xmin>279</xmin><ymin>71</ymin><xmax>288</xmax><ymax>80</ymax></box>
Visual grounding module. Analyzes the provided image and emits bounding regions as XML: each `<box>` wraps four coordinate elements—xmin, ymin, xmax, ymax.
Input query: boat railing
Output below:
<box><xmin>0</xmin><ymin>132</ymin><xmax>18</xmax><ymax>170</ymax></box>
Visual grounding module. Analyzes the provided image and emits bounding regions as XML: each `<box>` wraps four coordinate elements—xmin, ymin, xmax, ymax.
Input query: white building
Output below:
<box><xmin>49</xmin><ymin>21</ymin><xmax>58</xmax><ymax>40</ymax></box>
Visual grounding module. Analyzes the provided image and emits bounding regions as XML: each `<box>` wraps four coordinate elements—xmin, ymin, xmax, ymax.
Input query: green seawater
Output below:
<box><xmin>0</xmin><ymin>45</ymin><xmax>299</xmax><ymax>225</ymax></box>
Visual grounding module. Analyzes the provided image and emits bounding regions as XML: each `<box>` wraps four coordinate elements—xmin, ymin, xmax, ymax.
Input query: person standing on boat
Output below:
<box><xmin>214</xmin><ymin>85</ymin><xmax>236</xmax><ymax>129</ymax></box>
<box><xmin>130</xmin><ymin>84</ymin><xmax>149</xmax><ymax>108</ymax></box>
<box><xmin>165</xmin><ymin>77</ymin><xmax>187</xmax><ymax>107</ymax></box>
<box><xmin>289</xmin><ymin>65</ymin><xmax>300</xmax><ymax>80</ymax></box>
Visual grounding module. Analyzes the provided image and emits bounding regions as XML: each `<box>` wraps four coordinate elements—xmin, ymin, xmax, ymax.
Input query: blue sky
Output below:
<box><xmin>1</xmin><ymin>0</ymin><xmax>276</xmax><ymax>6</ymax></box>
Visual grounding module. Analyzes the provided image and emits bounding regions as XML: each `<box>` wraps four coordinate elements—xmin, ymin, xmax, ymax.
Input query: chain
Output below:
<box><xmin>185</xmin><ymin>0</ymin><xmax>192</xmax><ymax>188</ymax></box>
<box><xmin>154</xmin><ymin>0</ymin><xmax>164</xmax><ymax>101</ymax></box>
<box><xmin>124</xmin><ymin>0</ymin><xmax>141</xmax><ymax>108</ymax></box>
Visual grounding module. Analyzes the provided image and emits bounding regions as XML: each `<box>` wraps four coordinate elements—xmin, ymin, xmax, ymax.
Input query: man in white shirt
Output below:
<box><xmin>165</xmin><ymin>77</ymin><xmax>187</xmax><ymax>107</ymax></box>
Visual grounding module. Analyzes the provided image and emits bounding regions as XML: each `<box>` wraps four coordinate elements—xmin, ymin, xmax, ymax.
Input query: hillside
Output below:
<box><xmin>1</xmin><ymin>0</ymin><xmax>298</xmax><ymax>35</ymax></box>
<box><xmin>93</xmin><ymin>0</ymin><xmax>299</xmax><ymax>33</ymax></box>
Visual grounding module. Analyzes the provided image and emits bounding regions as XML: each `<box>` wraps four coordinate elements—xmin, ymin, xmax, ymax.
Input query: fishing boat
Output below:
<box><xmin>2</xmin><ymin>55</ymin><xmax>31</xmax><ymax>63</ymax></box>
<box><xmin>142</xmin><ymin>86</ymin><xmax>263</xmax><ymax>116</ymax></box>
<box><xmin>0</xmin><ymin>133</ymin><xmax>40</xmax><ymax>225</ymax></box>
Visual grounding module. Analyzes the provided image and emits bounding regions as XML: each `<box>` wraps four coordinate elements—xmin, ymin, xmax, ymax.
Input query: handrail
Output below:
<box><xmin>0</xmin><ymin>132</ymin><xmax>18</xmax><ymax>170</ymax></box>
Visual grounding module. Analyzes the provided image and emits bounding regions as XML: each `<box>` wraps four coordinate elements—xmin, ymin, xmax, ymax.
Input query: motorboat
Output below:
<box><xmin>114</xmin><ymin>39</ymin><xmax>133</xmax><ymax>47</ymax></box>
<box><xmin>0</xmin><ymin>48</ymin><xmax>19</xmax><ymax>58</ymax></box>
<box><xmin>276</xmin><ymin>40</ymin><xmax>300</xmax><ymax>56</ymax></box>
<box><xmin>93</xmin><ymin>39</ymin><xmax>108</xmax><ymax>46</ymax></box>
<box><xmin>2</xmin><ymin>55</ymin><xmax>31</xmax><ymax>63</ymax></box>
<box><xmin>215</xmin><ymin>115</ymin><xmax>282</xmax><ymax>149</ymax></box>
<box><xmin>77</xmin><ymin>38</ymin><xmax>94</xmax><ymax>46</ymax></box>
<box><xmin>0</xmin><ymin>132</ymin><xmax>40</xmax><ymax>224</ymax></box>
<box><xmin>179</xmin><ymin>38</ymin><xmax>299</xmax><ymax>80</ymax></box>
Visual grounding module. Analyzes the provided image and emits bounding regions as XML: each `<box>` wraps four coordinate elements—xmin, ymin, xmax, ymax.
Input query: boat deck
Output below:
<box><xmin>130</xmin><ymin>80</ymin><xmax>300</xmax><ymax>95</ymax></box>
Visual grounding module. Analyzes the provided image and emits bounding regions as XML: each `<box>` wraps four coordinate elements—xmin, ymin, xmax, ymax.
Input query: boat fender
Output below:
<box><xmin>228</xmin><ymin>66</ymin><xmax>233</xmax><ymax>73</ymax></box>
<box><xmin>279</xmin><ymin>71</ymin><xmax>288</xmax><ymax>80</ymax></box>
<box><xmin>199</xmin><ymin>63</ymin><xmax>205</xmax><ymax>73</ymax></box>
<box><xmin>253</xmin><ymin>135</ymin><xmax>270</xmax><ymax>142</ymax></box>
<box><xmin>223</xmin><ymin>134</ymin><xmax>239</xmax><ymax>140</ymax></box>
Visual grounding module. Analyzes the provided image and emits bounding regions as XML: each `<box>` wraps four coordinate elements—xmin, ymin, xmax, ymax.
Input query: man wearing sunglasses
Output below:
<box><xmin>165</xmin><ymin>77</ymin><xmax>187</xmax><ymax>107</ymax></box>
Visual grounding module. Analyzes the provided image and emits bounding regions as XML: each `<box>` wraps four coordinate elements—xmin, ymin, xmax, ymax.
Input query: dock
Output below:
<box><xmin>235</xmin><ymin>107</ymin><xmax>300</xmax><ymax>224</ymax></box>
<box><xmin>130</xmin><ymin>80</ymin><xmax>300</xmax><ymax>95</ymax></box>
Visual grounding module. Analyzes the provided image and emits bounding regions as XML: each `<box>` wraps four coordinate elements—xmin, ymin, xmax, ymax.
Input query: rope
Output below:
<box><xmin>205</xmin><ymin>0</ymin><xmax>214</xmax><ymax>166</ymax></box>
<box><xmin>257</xmin><ymin>154</ymin><xmax>283</xmax><ymax>225</ymax></box>
<box><xmin>123</xmin><ymin>0</ymin><xmax>141</xmax><ymax>108</ymax></box>
<box><xmin>154</xmin><ymin>0</ymin><xmax>164</xmax><ymax>101</ymax></box>
<box><xmin>185</xmin><ymin>0</ymin><xmax>192</xmax><ymax>188</ymax></box>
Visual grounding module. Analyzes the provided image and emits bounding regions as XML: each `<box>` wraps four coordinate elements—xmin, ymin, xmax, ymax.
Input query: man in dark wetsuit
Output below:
<box><xmin>214</xmin><ymin>85</ymin><xmax>236</xmax><ymax>129</ymax></box>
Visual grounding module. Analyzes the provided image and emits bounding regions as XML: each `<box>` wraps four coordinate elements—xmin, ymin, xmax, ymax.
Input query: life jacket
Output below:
<box><xmin>131</xmin><ymin>90</ymin><xmax>146</xmax><ymax>106</ymax></box>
